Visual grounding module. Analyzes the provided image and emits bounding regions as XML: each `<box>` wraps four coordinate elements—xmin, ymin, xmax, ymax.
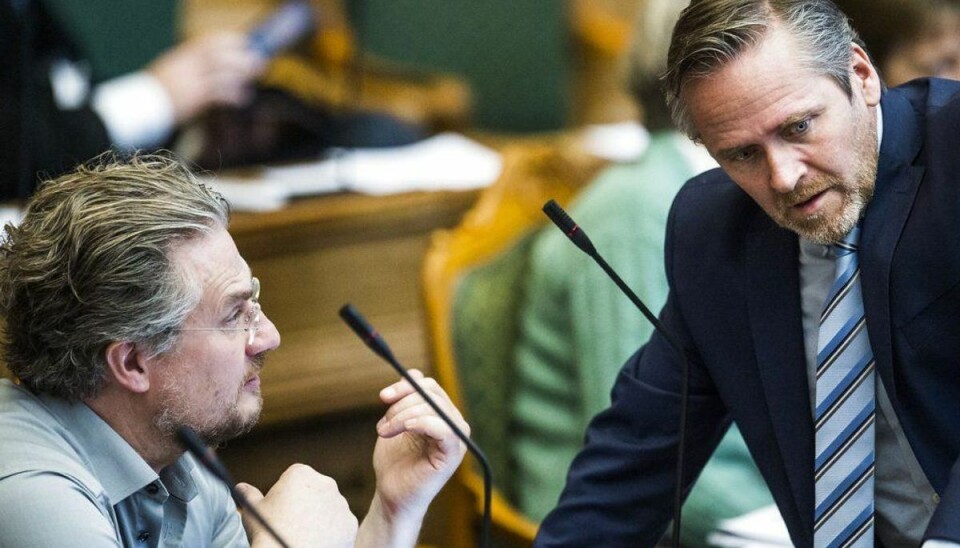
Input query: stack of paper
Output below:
<box><xmin>201</xmin><ymin>132</ymin><xmax>503</xmax><ymax>211</ymax></box>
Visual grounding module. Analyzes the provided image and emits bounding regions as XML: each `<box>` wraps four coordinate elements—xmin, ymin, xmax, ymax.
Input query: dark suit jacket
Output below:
<box><xmin>0</xmin><ymin>0</ymin><xmax>112</xmax><ymax>200</ymax></box>
<box><xmin>535</xmin><ymin>79</ymin><xmax>960</xmax><ymax>547</ymax></box>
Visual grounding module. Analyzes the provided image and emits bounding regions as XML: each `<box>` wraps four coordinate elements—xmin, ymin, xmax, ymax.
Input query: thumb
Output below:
<box><xmin>234</xmin><ymin>482</ymin><xmax>268</xmax><ymax>543</ymax></box>
<box><xmin>234</xmin><ymin>481</ymin><xmax>264</xmax><ymax>504</ymax></box>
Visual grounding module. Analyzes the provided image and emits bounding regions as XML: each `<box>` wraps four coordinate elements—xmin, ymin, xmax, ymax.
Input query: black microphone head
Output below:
<box><xmin>177</xmin><ymin>427</ymin><xmax>292</xmax><ymax>548</ymax></box>
<box><xmin>542</xmin><ymin>199</ymin><xmax>597</xmax><ymax>256</ymax></box>
<box><xmin>339</xmin><ymin>303</ymin><xmax>372</xmax><ymax>337</ymax></box>
<box><xmin>542</xmin><ymin>199</ymin><xmax>575</xmax><ymax>232</ymax></box>
<box><xmin>339</xmin><ymin>303</ymin><xmax>395</xmax><ymax>362</ymax></box>
<box><xmin>176</xmin><ymin>426</ymin><xmax>235</xmax><ymax>486</ymax></box>
<box><xmin>175</xmin><ymin>425</ymin><xmax>206</xmax><ymax>455</ymax></box>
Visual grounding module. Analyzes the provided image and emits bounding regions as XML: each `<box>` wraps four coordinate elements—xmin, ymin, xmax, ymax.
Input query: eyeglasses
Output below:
<box><xmin>179</xmin><ymin>277</ymin><xmax>261</xmax><ymax>346</ymax></box>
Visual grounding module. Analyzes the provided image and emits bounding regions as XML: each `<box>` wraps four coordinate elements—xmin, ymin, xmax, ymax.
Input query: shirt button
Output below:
<box><xmin>933</xmin><ymin>493</ymin><xmax>941</xmax><ymax>504</ymax></box>
<box><xmin>137</xmin><ymin>531</ymin><xmax>151</xmax><ymax>542</ymax></box>
<box><xmin>145</xmin><ymin>483</ymin><xmax>159</xmax><ymax>495</ymax></box>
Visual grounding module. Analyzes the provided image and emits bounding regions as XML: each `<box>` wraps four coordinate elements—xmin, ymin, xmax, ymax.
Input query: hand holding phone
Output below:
<box><xmin>248</xmin><ymin>0</ymin><xmax>316</xmax><ymax>59</ymax></box>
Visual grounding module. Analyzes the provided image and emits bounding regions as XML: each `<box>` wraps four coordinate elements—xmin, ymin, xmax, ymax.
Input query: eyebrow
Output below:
<box><xmin>715</xmin><ymin>108</ymin><xmax>822</xmax><ymax>161</ymax></box>
<box><xmin>220</xmin><ymin>274</ymin><xmax>256</xmax><ymax>308</ymax></box>
<box><xmin>228</xmin><ymin>288</ymin><xmax>254</xmax><ymax>304</ymax></box>
<box><xmin>778</xmin><ymin>109</ymin><xmax>817</xmax><ymax>132</ymax></box>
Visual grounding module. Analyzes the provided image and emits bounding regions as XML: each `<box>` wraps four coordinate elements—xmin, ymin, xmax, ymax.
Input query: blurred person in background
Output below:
<box><xmin>509</xmin><ymin>1</ymin><xmax>778</xmax><ymax>545</ymax></box>
<box><xmin>0</xmin><ymin>0</ymin><xmax>266</xmax><ymax>200</ymax></box>
<box><xmin>839</xmin><ymin>0</ymin><xmax>960</xmax><ymax>84</ymax></box>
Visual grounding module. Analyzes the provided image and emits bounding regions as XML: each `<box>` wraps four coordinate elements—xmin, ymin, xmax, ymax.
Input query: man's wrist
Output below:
<box><xmin>355</xmin><ymin>493</ymin><xmax>426</xmax><ymax>548</ymax></box>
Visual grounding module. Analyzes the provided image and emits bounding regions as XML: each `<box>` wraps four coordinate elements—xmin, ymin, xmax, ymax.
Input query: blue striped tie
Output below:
<box><xmin>814</xmin><ymin>225</ymin><xmax>875</xmax><ymax>547</ymax></box>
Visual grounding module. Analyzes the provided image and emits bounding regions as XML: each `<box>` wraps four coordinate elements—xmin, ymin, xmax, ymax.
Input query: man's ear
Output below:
<box><xmin>851</xmin><ymin>43</ymin><xmax>882</xmax><ymax>107</ymax></box>
<box><xmin>104</xmin><ymin>341</ymin><xmax>151</xmax><ymax>394</ymax></box>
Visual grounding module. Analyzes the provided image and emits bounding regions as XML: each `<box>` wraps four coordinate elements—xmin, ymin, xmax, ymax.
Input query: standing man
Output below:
<box><xmin>510</xmin><ymin>1</ymin><xmax>776</xmax><ymax>545</ymax></box>
<box><xmin>0</xmin><ymin>153</ymin><xmax>468</xmax><ymax>547</ymax></box>
<box><xmin>536</xmin><ymin>0</ymin><xmax>960</xmax><ymax>546</ymax></box>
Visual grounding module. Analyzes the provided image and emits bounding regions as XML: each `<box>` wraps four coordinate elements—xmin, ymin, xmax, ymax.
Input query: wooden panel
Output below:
<box><xmin>230</xmin><ymin>190</ymin><xmax>477</xmax><ymax>426</ymax></box>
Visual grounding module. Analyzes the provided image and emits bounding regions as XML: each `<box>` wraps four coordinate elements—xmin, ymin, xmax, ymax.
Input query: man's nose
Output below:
<box><xmin>249</xmin><ymin>311</ymin><xmax>281</xmax><ymax>354</ymax></box>
<box><xmin>767</xmin><ymin>146</ymin><xmax>805</xmax><ymax>193</ymax></box>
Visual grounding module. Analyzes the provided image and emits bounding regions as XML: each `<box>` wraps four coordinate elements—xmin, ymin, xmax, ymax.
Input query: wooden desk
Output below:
<box><xmin>230</xmin><ymin>189</ymin><xmax>478</xmax><ymax>426</ymax></box>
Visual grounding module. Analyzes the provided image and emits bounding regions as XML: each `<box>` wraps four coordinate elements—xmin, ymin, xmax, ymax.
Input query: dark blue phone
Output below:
<box><xmin>248</xmin><ymin>0</ymin><xmax>316</xmax><ymax>59</ymax></box>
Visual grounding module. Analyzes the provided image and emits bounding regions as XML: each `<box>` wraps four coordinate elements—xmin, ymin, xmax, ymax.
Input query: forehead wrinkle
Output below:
<box><xmin>213</xmin><ymin>267</ymin><xmax>255</xmax><ymax>312</ymax></box>
<box><xmin>694</xmin><ymin>65</ymin><xmax>822</xmax><ymax>157</ymax></box>
<box><xmin>184</xmin><ymin>244</ymin><xmax>253</xmax><ymax>319</ymax></box>
<box><xmin>684</xmin><ymin>25</ymin><xmax>830</xmax><ymax>153</ymax></box>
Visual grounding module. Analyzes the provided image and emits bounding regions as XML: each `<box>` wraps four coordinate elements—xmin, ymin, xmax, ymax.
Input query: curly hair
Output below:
<box><xmin>0</xmin><ymin>153</ymin><xmax>230</xmax><ymax>401</ymax></box>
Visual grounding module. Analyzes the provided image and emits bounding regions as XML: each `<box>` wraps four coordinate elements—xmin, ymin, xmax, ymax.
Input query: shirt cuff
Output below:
<box><xmin>91</xmin><ymin>72</ymin><xmax>175</xmax><ymax>149</ymax></box>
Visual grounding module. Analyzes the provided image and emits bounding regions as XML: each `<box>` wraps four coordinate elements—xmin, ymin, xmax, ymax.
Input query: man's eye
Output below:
<box><xmin>226</xmin><ymin>308</ymin><xmax>244</xmax><ymax>325</ymax></box>
<box><xmin>732</xmin><ymin>149</ymin><xmax>755</xmax><ymax>162</ymax></box>
<box><xmin>789</xmin><ymin>118</ymin><xmax>811</xmax><ymax>136</ymax></box>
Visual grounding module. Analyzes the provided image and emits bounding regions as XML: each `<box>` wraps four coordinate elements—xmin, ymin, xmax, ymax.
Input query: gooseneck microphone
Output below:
<box><xmin>542</xmin><ymin>199</ymin><xmax>690</xmax><ymax>548</ymax></box>
<box><xmin>176</xmin><ymin>426</ymin><xmax>292</xmax><ymax>548</ymax></box>
<box><xmin>338</xmin><ymin>304</ymin><xmax>492</xmax><ymax>548</ymax></box>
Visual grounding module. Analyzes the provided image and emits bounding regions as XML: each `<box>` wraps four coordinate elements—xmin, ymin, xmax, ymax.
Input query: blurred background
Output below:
<box><xmin>3</xmin><ymin>0</ymin><xmax>959</xmax><ymax>546</ymax></box>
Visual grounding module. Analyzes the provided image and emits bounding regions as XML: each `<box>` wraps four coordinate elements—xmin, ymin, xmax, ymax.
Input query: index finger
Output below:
<box><xmin>379</xmin><ymin>368</ymin><xmax>427</xmax><ymax>404</ymax></box>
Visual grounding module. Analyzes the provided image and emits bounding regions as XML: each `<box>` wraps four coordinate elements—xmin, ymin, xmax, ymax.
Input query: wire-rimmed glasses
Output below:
<box><xmin>179</xmin><ymin>277</ymin><xmax>261</xmax><ymax>346</ymax></box>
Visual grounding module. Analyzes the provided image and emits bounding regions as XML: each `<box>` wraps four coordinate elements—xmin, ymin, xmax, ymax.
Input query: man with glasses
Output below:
<box><xmin>0</xmin><ymin>153</ymin><xmax>469</xmax><ymax>547</ymax></box>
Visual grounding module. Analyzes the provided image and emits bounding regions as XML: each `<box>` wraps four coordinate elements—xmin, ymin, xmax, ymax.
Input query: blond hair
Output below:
<box><xmin>664</xmin><ymin>0</ymin><xmax>864</xmax><ymax>137</ymax></box>
<box><xmin>0</xmin><ymin>153</ymin><xmax>230</xmax><ymax>400</ymax></box>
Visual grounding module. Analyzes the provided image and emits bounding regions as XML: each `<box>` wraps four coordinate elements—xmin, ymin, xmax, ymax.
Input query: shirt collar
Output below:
<box><xmin>876</xmin><ymin>102</ymin><xmax>884</xmax><ymax>153</ymax></box>
<box><xmin>38</xmin><ymin>392</ymin><xmax>197</xmax><ymax>503</ymax></box>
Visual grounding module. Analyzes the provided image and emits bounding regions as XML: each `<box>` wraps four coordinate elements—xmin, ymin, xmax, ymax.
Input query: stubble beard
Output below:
<box><xmin>772</xmin><ymin>121</ymin><xmax>878</xmax><ymax>245</ymax></box>
<box><xmin>774</xmin><ymin>167</ymin><xmax>875</xmax><ymax>245</ymax></box>
<box><xmin>154</xmin><ymin>354</ymin><xmax>265</xmax><ymax>447</ymax></box>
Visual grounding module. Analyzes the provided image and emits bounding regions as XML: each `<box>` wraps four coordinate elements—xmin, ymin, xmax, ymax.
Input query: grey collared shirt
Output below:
<box><xmin>794</xmin><ymin>103</ymin><xmax>956</xmax><ymax>547</ymax></box>
<box><xmin>0</xmin><ymin>380</ymin><xmax>247</xmax><ymax>547</ymax></box>
<box><xmin>799</xmin><ymin>239</ymin><xmax>941</xmax><ymax>546</ymax></box>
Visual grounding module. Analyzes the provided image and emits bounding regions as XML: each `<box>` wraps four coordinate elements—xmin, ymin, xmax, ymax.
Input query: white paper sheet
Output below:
<box><xmin>200</xmin><ymin>133</ymin><xmax>503</xmax><ymax>211</ymax></box>
<box><xmin>706</xmin><ymin>504</ymin><xmax>792</xmax><ymax>547</ymax></box>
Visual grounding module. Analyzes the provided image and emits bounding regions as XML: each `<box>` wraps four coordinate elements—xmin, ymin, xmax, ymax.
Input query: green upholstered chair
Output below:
<box><xmin>347</xmin><ymin>0</ymin><xmax>570</xmax><ymax>132</ymax></box>
<box><xmin>42</xmin><ymin>0</ymin><xmax>177</xmax><ymax>83</ymax></box>
<box><xmin>422</xmin><ymin>141</ymin><xmax>604</xmax><ymax>547</ymax></box>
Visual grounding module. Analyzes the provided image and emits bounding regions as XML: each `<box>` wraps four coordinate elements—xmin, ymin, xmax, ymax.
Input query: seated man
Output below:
<box><xmin>0</xmin><ymin>153</ymin><xmax>468</xmax><ymax>547</ymax></box>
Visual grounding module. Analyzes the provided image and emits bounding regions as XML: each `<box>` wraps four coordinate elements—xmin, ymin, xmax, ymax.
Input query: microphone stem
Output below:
<box><xmin>591</xmin><ymin>252</ymin><xmax>690</xmax><ymax>548</ymax></box>
<box><xmin>229</xmin><ymin>486</ymin><xmax>293</xmax><ymax>548</ymax></box>
<box><xmin>177</xmin><ymin>426</ymin><xmax>292</xmax><ymax>548</ymax></box>
<box><xmin>382</xmin><ymin>354</ymin><xmax>492</xmax><ymax>548</ymax></box>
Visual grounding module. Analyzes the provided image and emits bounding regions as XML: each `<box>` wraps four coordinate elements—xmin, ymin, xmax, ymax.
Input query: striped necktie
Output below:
<box><xmin>814</xmin><ymin>224</ymin><xmax>876</xmax><ymax>547</ymax></box>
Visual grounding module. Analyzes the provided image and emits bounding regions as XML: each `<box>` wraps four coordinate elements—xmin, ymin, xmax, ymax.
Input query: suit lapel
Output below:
<box><xmin>739</xmin><ymin>88</ymin><xmax>924</xmax><ymax>543</ymax></box>
<box><xmin>861</xmin><ymin>90</ymin><xmax>925</xmax><ymax>403</ymax></box>
<box><xmin>744</xmin><ymin>218</ymin><xmax>814</xmax><ymax>542</ymax></box>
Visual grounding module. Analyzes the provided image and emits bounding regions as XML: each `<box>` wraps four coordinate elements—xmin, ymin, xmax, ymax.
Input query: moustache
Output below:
<box><xmin>778</xmin><ymin>178</ymin><xmax>835</xmax><ymax>208</ymax></box>
<box><xmin>250</xmin><ymin>352</ymin><xmax>267</xmax><ymax>372</ymax></box>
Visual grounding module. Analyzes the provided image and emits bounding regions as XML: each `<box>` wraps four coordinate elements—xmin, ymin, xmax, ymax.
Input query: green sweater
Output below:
<box><xmin>510</xmin><ymin>132</ymin><xmax>774</xmax><ymax>545</ymax></box>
